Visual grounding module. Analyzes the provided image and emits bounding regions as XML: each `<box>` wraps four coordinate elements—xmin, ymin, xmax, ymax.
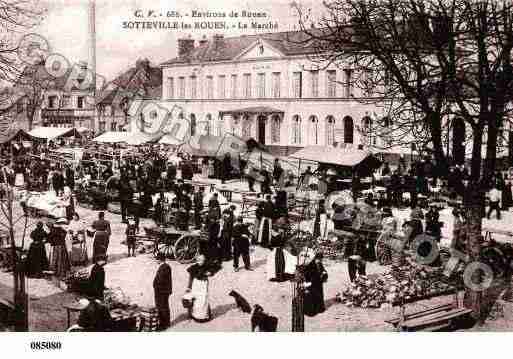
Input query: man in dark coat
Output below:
<box><xmin>153</xmin><ymin>253</ymin><xmax>173</xmax><ymax>330</ymax></box>
<box><xmin>193</xmin><ymin>186</ymin><xmax>204</xmax><ymax>229</ymax></box>
<box><xmin>119</xmin><ymin>174</ymin><xmax>133</xmax><ymax>224</ymax></box>
<box><xmin>89</xmin><ymin>256</ymin><xmax>107</xmax><ymax>301</ymax></box>
<box><xmin>64</xmin><ymin>164</ymin><xmax>75</xmax><ymax>190</ymax></box>
<box><xmin>222</xmin><ymin>153</ymin><xmax>232</xmax><ymax>184</ymax></box>
<box><xmin>232</xmin><ymin>217</ymin><xmax>252</xmax><ymax>271</ymax></box>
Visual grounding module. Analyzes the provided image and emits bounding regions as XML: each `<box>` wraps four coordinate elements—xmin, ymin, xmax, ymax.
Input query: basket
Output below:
<box><xmin>181</xmin><ymin>293</ymin><xmax>194</xmax><ymax>309</ymax></box>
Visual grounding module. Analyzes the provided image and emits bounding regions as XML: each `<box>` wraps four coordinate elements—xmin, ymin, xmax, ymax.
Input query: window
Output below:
<box><xmin>99</xmin><ymin>121</ymin><xmax>106</xmax><ymax>133</ymax></box>
<box><xmin>257</xmin><ymin>73</ymin><xmax>266</xmax><ymax>98</ymax></box>
<box><xmin>243</xmin><ymin>74</ymin><xmax>251</xmax><ymax>98</ymax></box>
<box><xmin>218</xmin><ymin>75</ymin><xmax>226</xmax><ymax>99</ymax></box>
<box><xmin>309</xmin><ymin>116</ymin><xmax>319</xmax><ymax>145</ymax></box>
<box><xmin>206</xmin><ymin>76</ymin><xmax>214</xmax><ymax>99</ymax></box>
<box><xmin>190</xmin><ymin>76</ymin><xmax>197</xmax><ymax>99</ymax></box>
<box><xmin>242</xmin><ymin>115</ymin><xmax>252</xmax><ymax>137</ymax></box>
<box><xmin>326</xmin><ymin>116</ymin><xmax>335</xmax><ymax>146</ymax></box>
<box><xmin>343</xmin><ymin>116</ymin><xmax>354</xmax><ymax>144</ymax></box>
<box><xmin>216</xmin><ymin>116</ymin><xmax>223</xmax><ymax>136</ymax></box>
<box><xmin>310</xmin><ymin>70</ymin><xmax>319</xmax><ymax>97</ymax></box>
<box><xmin>292</xmin><ymin>115</ymin><xmax>302</xmax><ymax>144</ymax></box>
<box><xmin>327</xmin><ymin>70</ymin><xmax>336</xmax><ymax>97</ymax></box>
<box><xmin>167</xmin><ymin>77</ymin><xmax>174</xmax><ymax>99</ymax></box>
<box><xmin>205</xmin><ymin>114</ymin><xmax>212</xmax><ymax>136</ymax></box>
<box><xmin>16</xmin><ymin>101</ymin><xmax>23</xmax><ymax>113</ymax></box>
<box><xmin>364</xmin><ymin>70</ymin><xmax>374</xmax><ymax>96</ymax></box>
<box><xmin>110</xmin><ymin>122</ymin><xmax>117</xmax><ymax>131</ymax></box>
<box><xmin>231</xmin><ymin>75</ymin><xmax>237</xmax><ymax>98</ymax></box>
<box><xmin>77</xmin><ymin>96</ymin><xmax>84</xmax><ymax>109</ymax></box>
<box><xmin>293</xmin><ymin>72</ymin><xmax>302</xmax><ymax>98</ymax></box>
<box><xmin>61</xmin><ymin>95</ymin><xmax>71</xmax><ymax>108</ymax></box>
<box><xmin>272</xmin><ymin>72</ymin><xmax>281</xmax><ymax>98</ymax></box>
<box><xmin>178</xmin><ymin>77</ymin><xmax>185</xmax><ymax>99</ymax></box>
<box><xmin>48</xmin><ymin>95</ymin><xmax>57</xmax><ymax>108</ymax></box>
<box><xmin>344</xmin><ymin>69</ymin><xmax>353</xmax><ymax>97</ymax></box>
<box><xmin>271</xmin><ymin>115</ymin><xmax>281</xmax><ymax>143</ymax></box>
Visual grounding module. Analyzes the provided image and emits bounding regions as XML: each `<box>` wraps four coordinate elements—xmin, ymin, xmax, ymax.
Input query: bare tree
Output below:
<box><xmin>295</xmin><ymin>0</ymin><xmax>513</xmax><ymax>321</ymax></box>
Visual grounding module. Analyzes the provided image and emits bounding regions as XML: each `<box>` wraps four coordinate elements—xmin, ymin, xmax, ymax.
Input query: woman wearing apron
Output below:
<box><xmin>185</xmin><ymin>255</ymin><xmax>216</xmax><ymax>322</ymax></box>
<box><xmin>91</xmin><ymin>212</ymin><xmax>111</xmax><ymax>262</ymax></box>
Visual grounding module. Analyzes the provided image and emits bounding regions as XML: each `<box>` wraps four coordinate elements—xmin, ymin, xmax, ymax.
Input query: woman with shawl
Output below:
<box><xmin>266</xmin><ymin>218</ymin><xmax>297</xmax><ymax>282</ymax></box>
<box><xmin>26</xmin><ymin>222</ymin><xmax>49</xmax><ymax>278</ymax></box>
<box><xmin>48</xmin><ymin>219</ymin><xmax>71</xmax><ymax>278</ymax></box>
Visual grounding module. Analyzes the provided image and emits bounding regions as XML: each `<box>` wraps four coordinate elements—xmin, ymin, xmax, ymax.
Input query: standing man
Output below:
<box><xmin>193</xmin><ymin>186</ymin><xmax>205</xmax><ymax>229</ymax></box>
<box><xmin>232</xmin><ymin>217</ymin><xmax>252</xmax><ymax>272</ymax></box>
<box><xmin>153</xmin><ymin>253</ymin><xmax>173</xmax><ymax>331</ymax></box>
<box><xmin>119</xmin><ymin>174</ymin><xmax>133</xmax><ymax>224</ymax></box>
<box><xmin>89</xmin><ymin>256</ymin><xmax>107</xmax><ymax>301</ymax></box>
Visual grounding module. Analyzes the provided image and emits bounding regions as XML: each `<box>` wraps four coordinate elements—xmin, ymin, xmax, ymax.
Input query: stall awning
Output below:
<box><xmin>159</xmin><ymin>134</ymin><xmax>184</xmax><ymax>146</ymax></box>
<box><xmin>0</xmin><ymin>129</ymin><xmax>32</xmax><ymax>144</ymax></box>
<box><xmin>125</xmin><ymin>132</ymin><xmax>163</xmax><ymax>145</ymax></box>
<box><xmin>28</xmin><ymin>127</ymin><xmax>81</xmax><ymax>140</ymax></box>
<box><xmin>219</xmin><ymin>106</ymin><xmax>284</xmax><ymax>117</ymax></box>
<box><xmin>92</xmin><ymin>131</ymin><xmax>132</xmax><ymax>143</ymax></box>
<box><xmin>290</xmin><ymin>146</ymin><xmax>381</xmax><ymax>168</ymax></box>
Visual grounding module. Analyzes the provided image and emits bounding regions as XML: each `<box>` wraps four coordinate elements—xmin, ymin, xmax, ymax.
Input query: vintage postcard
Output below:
<box><xmin>0</xmin><ymin>0</ymin><xmax>511</xmax><ymax>347</ymax></box>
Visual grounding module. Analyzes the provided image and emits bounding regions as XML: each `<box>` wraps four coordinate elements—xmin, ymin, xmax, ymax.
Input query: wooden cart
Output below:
<box><xmin>143</xmin><ymin>226</ymin><xmax>202</xmax><ymax>264</ymax></box>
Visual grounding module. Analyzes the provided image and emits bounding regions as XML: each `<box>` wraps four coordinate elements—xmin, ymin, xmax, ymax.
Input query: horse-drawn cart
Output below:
<box><xmin>142</xmin><ymin>226</ymin><xmax>202</xmax><ymax>264</ymax></box>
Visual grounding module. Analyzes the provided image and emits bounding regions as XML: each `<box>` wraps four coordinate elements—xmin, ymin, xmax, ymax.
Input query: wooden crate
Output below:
<box><xmin>139</xmin><ymin>307</ymin><xmax>159</xmax><ymax>332</ymax></box>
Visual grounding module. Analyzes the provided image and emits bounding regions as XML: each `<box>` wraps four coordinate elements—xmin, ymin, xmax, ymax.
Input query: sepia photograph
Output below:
<box><xmin>0</xmin><ymin>0</ymin><xmax>512</xmax><ymax>346</ymax></box>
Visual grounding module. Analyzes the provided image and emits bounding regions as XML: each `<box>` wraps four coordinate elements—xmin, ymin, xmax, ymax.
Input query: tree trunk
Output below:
<box><xmin>291</xmin><ymin>266</ymin><xmax>305</xmax><ymax>332</ymax></box>
<box><xmin>462</xmin><ymin>181</ymin><xmax>484</xmax><ymax>322</ymax></box>
<box><xmin>427</xmin><ymin>112</ymin><xmax>449</xmax><ymax>173</ymax></box>
<box><xmin>484</xmin><ymin>112</ymin><xmax>498</xmax><ymax>181</ymax></box>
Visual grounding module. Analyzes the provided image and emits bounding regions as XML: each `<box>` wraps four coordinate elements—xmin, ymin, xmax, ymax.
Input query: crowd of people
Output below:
<box><xmin>5</xmin><ymin>141</ymin><xmax>513</xmax><ymax>332</ymax></box>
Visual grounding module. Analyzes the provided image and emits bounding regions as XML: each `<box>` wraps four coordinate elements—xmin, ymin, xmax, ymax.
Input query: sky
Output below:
<box><xmin>29</xmin><ymin>0</ymin><xmax>320</xmax><ymax>83</ymax></box>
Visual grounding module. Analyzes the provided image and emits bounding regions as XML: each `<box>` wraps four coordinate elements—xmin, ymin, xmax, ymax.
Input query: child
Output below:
<box><xmin>125</xmin><ymin>219</ymin><xmax>137</xmax><ymax>257</ymax></box>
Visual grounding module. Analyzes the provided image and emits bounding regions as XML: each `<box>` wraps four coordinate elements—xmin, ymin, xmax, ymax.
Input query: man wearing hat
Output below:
<box><xmin>89</xmin><ymin>256</ymin><xmax>107</xmax><ymax>301</ymax></box>
<box><xmin>153</xmin><ymin>253</ymin><xmax>173</xmax><ymax>331</ymax></box>
<box><xmin>232</xmin><ymin>216</ymin><xmax>252</xmax><ymax>272</ymax></box>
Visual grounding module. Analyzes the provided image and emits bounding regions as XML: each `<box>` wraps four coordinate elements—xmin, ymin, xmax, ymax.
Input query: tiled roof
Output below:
<box><xmin>98</xmin><ymin>60</ymin><xmax>162</xmax><ymax>104</ymax></box>
<box><xmin>16</xmin><ymin>62</ymin><xmax>96</xmax><ymax>92</ymax></box>
<box><xmin>161</xmin><ymin>28</ymin><xmax>349</xmax><ymax>66</ymax></box>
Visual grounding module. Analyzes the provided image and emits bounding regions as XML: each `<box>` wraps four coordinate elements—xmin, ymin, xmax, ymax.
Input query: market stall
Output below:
<box><xmin>27</xmin><ymin>127</ymin><xmax>82</xmax><ymax>143</ymax></box>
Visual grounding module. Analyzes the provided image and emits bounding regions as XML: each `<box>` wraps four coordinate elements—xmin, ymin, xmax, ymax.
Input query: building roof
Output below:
<box><xmin>16</xmin><ymin>62</ymin><xmax>96</xmax><ymax>92</ymax></box>
<box><xmin>161</xmin><ymin>28</ymin><xmax>347</xmax><ymax>66</ymax></box>
<box><xmin>220</xmin><ymin>106</ymin><xmax>284</xmax><ymax>116</ymax></box>
<box><xmin>97</xmin><ymin>59</ymin><xmax>162</xmax><ymax>105</ymax></box>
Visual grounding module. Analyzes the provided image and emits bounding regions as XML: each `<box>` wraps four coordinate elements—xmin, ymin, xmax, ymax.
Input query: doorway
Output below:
<box><xmin>258</xmin><ymin>115</ymin><xmax>267</xmax><ymax>145</ymax></box>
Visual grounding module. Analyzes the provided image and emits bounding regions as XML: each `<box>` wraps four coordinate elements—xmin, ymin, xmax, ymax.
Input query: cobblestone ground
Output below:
<box><xmin>1</xmin><ymin>178</ymin><xmax>513</xmax><ymax>331</ymax></box>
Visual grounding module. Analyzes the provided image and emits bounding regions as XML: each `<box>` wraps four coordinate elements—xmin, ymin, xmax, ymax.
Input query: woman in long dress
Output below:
<box><xmin>68</xmin><ymin>212</ymin><xmax>88</xmax><ymax>266</ymax></box>
<box><xmin>186</xmin><ymin>255</ymin><xmax>216</xmax><ymax>322</ymax></box>
<box><xmin>266</xmin><ymin>219</ymin><xmax>297</xmax><ymax>282</ymax></box>
<box><xmin>48</xmin><ymin>219</ymin><xmax>71</xmax><ymax>278</ymax></box>
<box><xmin>91</xmin><ymin>212</ymin><xmax>111</xmax><ymax>262</ymax></box>
<box><xmin>26</xmin><ymin>222</ymin><xmax>49</xmax><ymax>278</ymax></box>
<box><xmin>303</xmin><ymin>253</ymin><xmax>328</xmax><ymax>317</ymax></box>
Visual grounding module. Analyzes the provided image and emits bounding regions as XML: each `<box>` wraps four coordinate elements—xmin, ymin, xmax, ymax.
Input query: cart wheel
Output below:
<box><xmin>174</xmin><ymin>234</ymin><xmax>200</xmax><ymax>264</ymax></box>
<box><xmin>154</xmin><ymin>241</ymin><xmax>173</xmax><ymax>259</ymax></box>
<box><xmin>481</xmin><ymin>246</ymin><xmax>506</xmax><ymax>278</ymax></box>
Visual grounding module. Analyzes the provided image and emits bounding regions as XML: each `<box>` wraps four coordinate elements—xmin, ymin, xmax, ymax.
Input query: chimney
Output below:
<box><xmin>178</xmin><ymin>35</ymin><xmax>195</xmax><ymax>58</ymax></box>
<box><xmin>199</xmin><ymin>35</ymin><xmax>208</xmax><ymax>47</ymax></box>
<box><xmin>212</xmin><ymin>34</ymin><xmax>224</xmax><ymax>48</ymax></box>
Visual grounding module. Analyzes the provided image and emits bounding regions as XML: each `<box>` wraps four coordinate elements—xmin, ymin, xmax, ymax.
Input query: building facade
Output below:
<box><xmin>133</xmin><ymin>31</ymin><xmax>388</xmax><ymax>155</ymax></box>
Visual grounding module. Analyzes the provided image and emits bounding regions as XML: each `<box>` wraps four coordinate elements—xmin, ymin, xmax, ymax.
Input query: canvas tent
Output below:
<box><xmin>291</xmin><ymin>146</ymin><xmax>382</xmax><ymax>177</ymax></box>
<box><xmin>28</xmin><ymin>126</ymin><xmax>81</xmax><ymax>140</ymax></box>
<box><xmin>92</xmin><ymin>131</ymin><xmax>132</xmax><ymax>143</ymax></box>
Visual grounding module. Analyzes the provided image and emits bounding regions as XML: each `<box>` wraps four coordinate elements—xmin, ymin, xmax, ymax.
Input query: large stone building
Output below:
<box><xmin>132</xmin><ymin>31</ymin><xmax>387</xmax><ymax>156</ymax></box>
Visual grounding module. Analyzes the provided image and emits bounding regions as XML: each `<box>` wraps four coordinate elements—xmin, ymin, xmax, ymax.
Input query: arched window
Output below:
<box><xmin>309</xmin><ymin>116</ymin><xmax>319</xmax><ymax>145</ymax></box>
<box><xmin>216</xmin><ymin>116</ymin><xmax>223</xmax><ymax>136</ymax></box>
<box><xmin>190</xmin><ymin>114</ymin><xmax>196</xmax><ymax>136</ymax></box>
<box><xmin>232</xmin><ymin>115</ymin><xmax>240</xmax><ymax>136</ymax></box>
<box><xmin>271</xmin><ymin>115</ymin><xmax>281</xmax><ymax>143</ymax></box>
<box><xmin>326</xmin><ymin>116</ymin><xmax>336</xmax><ymax>146</ymax></box>
<box><xmin>292</xmin><ymin>115</ymin><xmax>302</xmax><ymax>144</ymax></box>
<box><xmin>362</xmin><ymin>116</ymin><xmax>372</xmax><ymax>132</ymax></box>
<box><xmin>382</xmin><ymin>116</ymin><xmax>392</xmax><ymax>146</ymax></box>
<box><xmin>205</xmin><ymin>114</ymin><xmax>212</xmax><ymax>136</ymax></box>
<box><xmin>343</xmin><ymin>116</ymin><xmax>354</xmax><ymax>144</ymax></box>
<box><xmin>242</xmin><ymin>115</ymin><xmax>252</xmax><ymax>137</ymax></box>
